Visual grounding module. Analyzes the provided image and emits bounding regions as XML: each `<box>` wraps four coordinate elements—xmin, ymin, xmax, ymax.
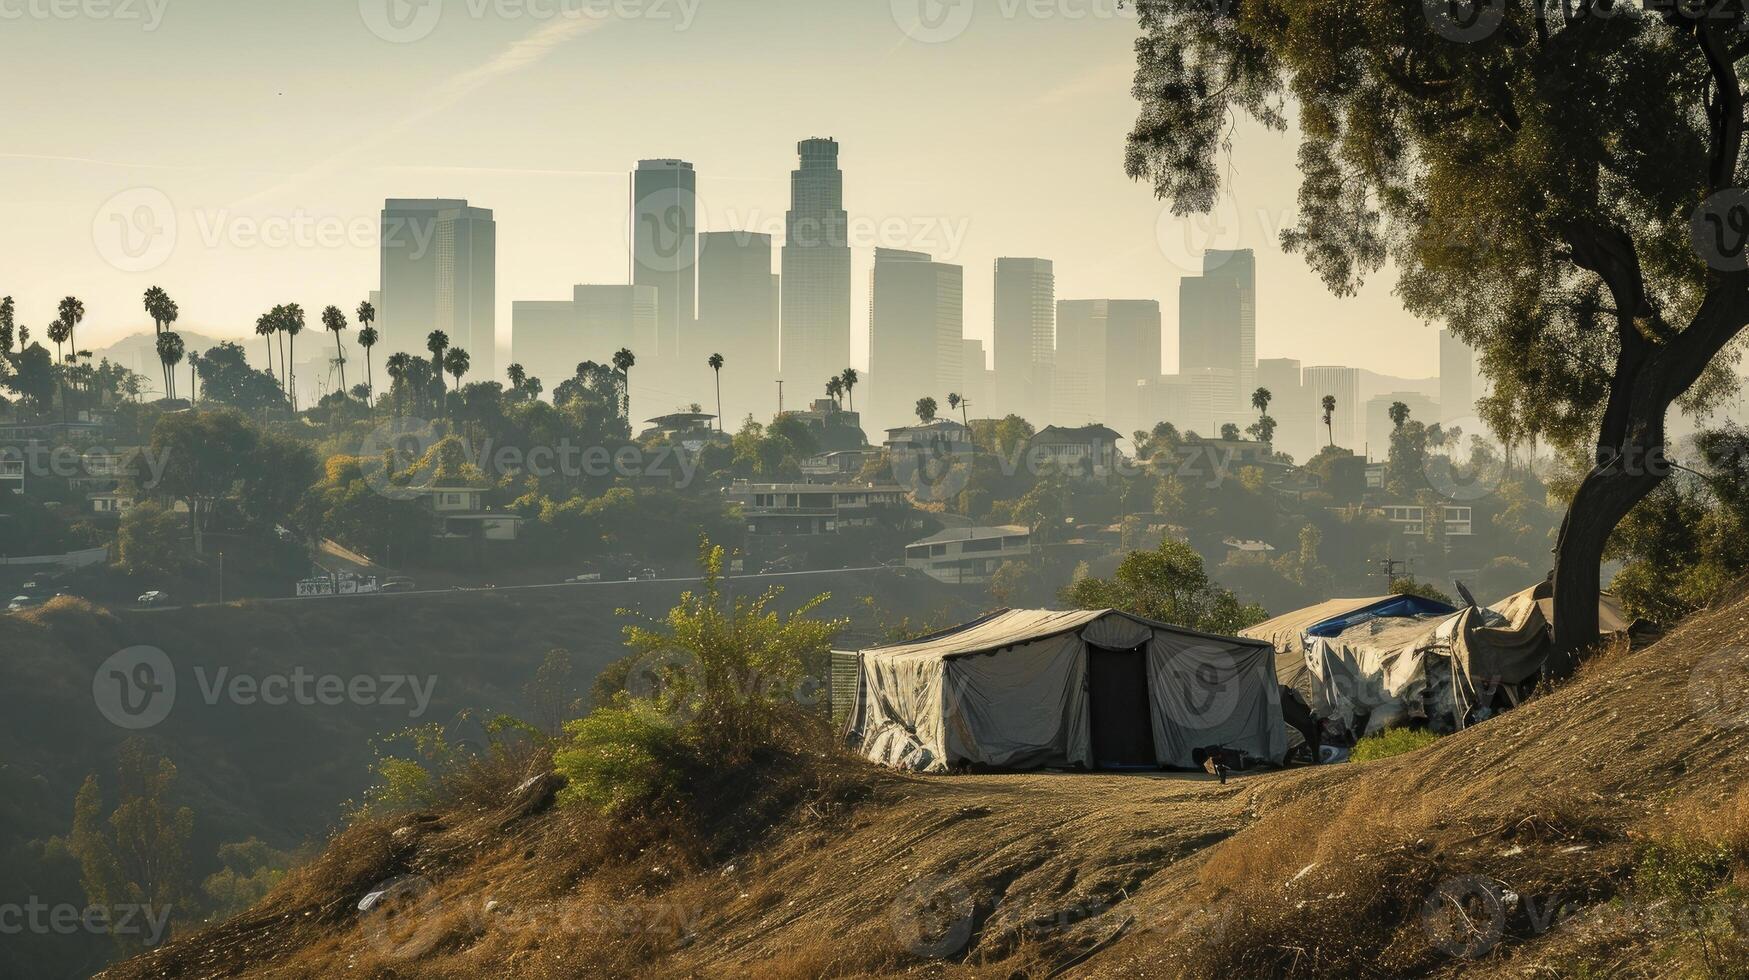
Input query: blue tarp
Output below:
<box><xmin>1304</xmin><ymin>595</ymin><xmax>1456</xmax><ymax>638</ymax></box>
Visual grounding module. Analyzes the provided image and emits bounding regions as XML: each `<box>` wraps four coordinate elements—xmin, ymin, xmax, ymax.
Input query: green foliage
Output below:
<box><xmin>1390</xmin><ymin>577</ymin><xmax>1456</xmax><ymax>608</ymax></box>
<box><xmin>1062</xmin><ymin>536</ymin><xmax>1267</xmax><ymax>635</ymax></box>
<box><xmin>1609</xmin><ymin>425</ymin><xmax>1749</xmax><ymax>623</ymax></box>
<box><xmin>117</xmin><ymin>502</ymin><xmax>189</xmax><ymax>579</ymax></box>
<box><xmin>553</xmin><ymin>701</ymin><xmax>688</xmax><ymax>814</ymax></box>
<box><xmin>1349</xmin><ymin>728</ymin><xmax>1438</xmax><ymax>763</ymax></box>
<box><xmin>201</xmin><ymin>838</ymin><xmax>291</xmax><ymax>920</ymax></box>
<box><xmin>65</xmin><ymin>740</ymin><xmax>194</xmax><ymax>946</ymax></box>
<box><xmin>192</xmin><ymin>342</ymin><xmax>285</xmax><ymax>413</ymax></box>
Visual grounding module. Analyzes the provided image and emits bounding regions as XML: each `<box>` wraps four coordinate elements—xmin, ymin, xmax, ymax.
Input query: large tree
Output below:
<box><xmin>1127</xmin><ymin>0</ymin><xmax>1749</xmax><ymax>671</ymax></box>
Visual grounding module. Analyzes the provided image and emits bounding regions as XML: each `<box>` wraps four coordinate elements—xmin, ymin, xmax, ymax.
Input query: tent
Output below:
<box><xmin>845</xmin><ymin>608</ymin><xmax>1286</xmax><ymax>772</ymax></box>
<box><xmin>1243</xmin><ymin>584</ymin><xmax>1634</xmax><ymax>740</ymax></box>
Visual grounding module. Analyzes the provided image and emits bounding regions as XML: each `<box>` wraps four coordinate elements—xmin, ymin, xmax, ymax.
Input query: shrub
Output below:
<box><xmin>1349</xmin><ymin>727</ymin><xmax>1437</xmax><ymax>762</ymax></box>
<box><xmin>553</xmin><ymin>701</ymin><xmax>689</xmax><ymax>814</ymax></box>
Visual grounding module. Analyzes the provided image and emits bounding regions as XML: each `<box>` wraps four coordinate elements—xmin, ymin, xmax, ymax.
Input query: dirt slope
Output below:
<box><xmin>100</xmin><ymin>584</ymin><xmax>1749</xmax><ymax>978</ymax></box>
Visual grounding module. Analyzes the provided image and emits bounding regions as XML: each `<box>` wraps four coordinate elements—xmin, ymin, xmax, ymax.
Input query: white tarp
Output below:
<box><xmin>847</xmin><ymin>609</ymin><xmax>1286</xmax><ymax>772</ymax></box>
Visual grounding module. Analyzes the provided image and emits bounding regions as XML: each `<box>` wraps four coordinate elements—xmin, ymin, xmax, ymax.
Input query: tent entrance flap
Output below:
<box><xmin>1087</xmin><ymin>643</ymin><xmax>1155</xmax><ymax>769</ymax></box>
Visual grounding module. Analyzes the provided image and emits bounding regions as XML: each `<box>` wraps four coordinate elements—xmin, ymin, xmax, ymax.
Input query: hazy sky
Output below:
<box><xmin>0</xmin><ymin>0</ymin><xmax>1436</xmax><ymax>383</ymax></box>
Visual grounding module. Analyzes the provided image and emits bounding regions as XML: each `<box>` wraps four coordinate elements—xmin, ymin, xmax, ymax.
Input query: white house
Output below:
<box><xmin>904</xmin><ymin>525</ymin><xmax>1033</xmax><ymax>584</ymax></box>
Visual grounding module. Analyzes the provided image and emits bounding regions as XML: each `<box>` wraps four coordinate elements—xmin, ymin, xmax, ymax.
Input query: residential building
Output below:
<box><xmin>993</xmin><ymin>257</ymin><xmax>1054</xmax><ymax>420</ymax></box>
<box><xmin>726</xmin><ymin>481</ymin><xmax>907</xmax><ymax>537</ymax></box>
<box><xmin>1</xmin><ymin>456</ymin><xmax>21</xmax><ymax>495</ymax></box>
<box><xmin>417</xmin><ymin>485</ymin><xmax>524</xmax><ymax>541</ymax></box>
<box><xmin>869</xmin><ymin>248</ymin><xmax>963</xmax><ymax>434</ymax></box>
<box><xmin>1028</xmin><ymin>424</ymin><xmax>1123</xmax><ymax>479</ymax></box>
<box><xmin>905</xmin><ymin>525</ymin><xmax>1033</xmax><ymax>584</ymax></box>
<box><xmin>883</xmin><ymin>419</ymin><xmax>974</xmax><ymax>455</ymax></box>
<box><xmin>1377</xmin><ymin>503</ymin><xmax>1475</xmax><ymax>539</ymax></box>
<box><xmin>379</xmin><ymin>199</ymin><xmax>495</xmax><ymax>382</ymax></box>
<box><xmin>630</xmin><ymin>159</ymin><xmax>698</xmax><ymax>361</ymax></box>
<box><xmin>781</xmin><ymin>138</ymin><xmax>852</xmax><ymax>390</ymax></box>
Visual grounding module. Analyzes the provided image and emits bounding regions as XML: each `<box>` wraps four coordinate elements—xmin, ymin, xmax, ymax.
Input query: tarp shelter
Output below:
<box><xmin>845</xmin><ymin>608</ymin><xmax>1286</xmax><ymax>772</ymax></box>
<box><xmin>1241</xmin><ymin>595</ymin><xmax>1457</xmax><ymax>706</ymax></box>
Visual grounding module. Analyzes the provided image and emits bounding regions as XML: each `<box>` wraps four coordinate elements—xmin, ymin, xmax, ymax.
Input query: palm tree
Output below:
<box><xmin>916</xmin><ymin>396</ymin><xmax>937</xmax><ymax>423</ymax></box>
<box><xmin>321</xmin><ymin>305</ymin><xmax>349</xmax><ymax>395</ymax></box>
<box><xmin>0</xmin><ymin>295</ymin><xmax>15</xmax><ymax>355</ymax></box>
<box><xmin>506</xmin><ymin>362</ymin><xmax>526</xmax><ymax>399</ymax></box>
<box><xmin>1252</xmin><ymin>386</ymin><xmax>1272</xmax><ymax>417</ymax></box>
<box><xmin>1388</xmin><ymin>400</ymin><xmax>1411</xmax><ymax>431</ymax></box>
<box><xmin>426</xmin><ymin>330</ymin><xmax>449</xmax><ymax>411</ymax></box>
<box><xmin>612</xmin><ymin>347</ymin><xmax>636</xmax><ymax>418</ymax></box>
<box><xmin>157</xmin><ymin>332</ymin><xmax>185</xmax><ymax>402</ymax></box>
<box><xmin>708</xmin><ymin>353</ymin><xmax>725</xmax><ymax>431</ymax></box>
<box><xmin>357</xmin><ymin>323</ymin><xmax>379</xmax><ymax>408</ymax></box>
<box><xmin>255</xmin><ymin>311</ymin><xmax>278</xmax><ymax>384</ymax></box>
<box><xmin>385</xmin><ymin>351</ymin><xmax>412</xmax><ymax>416</ymax></box>
<box><xmin>1321</xmin><ymin>394</ymin><xmax>1338</xmax><ymax>447</ymax></box>
<box><xmin>443</xmin><ymin>347</ymin><xmax>470</xmax><ymax>405</ymax></box>
<box><xmin>282</xmin><ymin>304</ymin><xmax>305</xmax><ymax>410</ymax></box>
<box><xmin>57</xmin><ymin>296</ymin><xmax>84</xmax><ymax>359</ymax></box>
<box><xmin>826</xmin><ymin>376</ymin><xmax>843</xmax><ymax>410</ymax></box>
<box><xmin>948</xmin><ymin>391</ymin><xmax>969</xmax><ymax>427</ymax></box>
<box><xmin>46</xmin><ymin>318</ymin><xmax>69</xmax><ymax>420</ymax></box>
<box><xmin>158</xmin><ymin>298</ymin><xmax>180</xmax><ymax>401</ymax></box>
<box><xmin>143</xmin><ymin>287</ymin><xmax>169</xmax><ymax>338</ymax></box>
<box><xmin>188</xmin><ymin>350</ymin><xmax>201</xmax><ymax>406</ymax></box>
<box><xmin>840</xmin><ymin>367</ymin><xmax>859</xmax><ymax>412</ymax></box>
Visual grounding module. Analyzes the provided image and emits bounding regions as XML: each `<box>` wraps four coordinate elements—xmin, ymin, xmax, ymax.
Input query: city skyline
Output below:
<box><xmin>4</xmin><ymin>0</ymin><xmax>1448</xmax><ymax>385</ymax></box>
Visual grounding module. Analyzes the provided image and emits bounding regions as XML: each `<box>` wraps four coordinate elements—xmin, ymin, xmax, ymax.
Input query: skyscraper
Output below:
<box><xmin>1439</xmin><ymin>328</ymin><xmax>1475</xmax><ymax>424</ymax></box>
<box><xmin>780</xmin><ymin>138</ymin><xmax>852</xmax><ymax>390</ymax></box>
<box><xmin>993</xmin><ymin>257</ymin><xmax>1054</xmax><ymax>420</ymax></box>
<box><xmin>379</xmin><ymin>199</ymin><xmax>496</xmax><ymax>381</ymax></box>
<box><xmin>1104</xmin><ymin>300</ymin><xmax>1163</xmax><ymax>437</ymax></box>
<box><xmin>1178</xmin><ymin>274</ymin><xmax>1240</xmax><ymax>402</ymax></box>
<box><xmin>1203</xmin><ymin>249</ymin><xmax>1257</xmax><ymax>398</ymax></box>
<box><xmin>1257</xmin><ymin>357</ymin><xmax>1312</xmax><ymax>459</ymax></box>
<box><xmin>698</xmin><ymin>230</ymin><xmax>779</xmax><ymax>424</ymax></box>
<box><xmin>868</xmin><ymin>248</ymin><xmax>963</xmax><ymax>432</ymax></box>
<box><xmin>507</xmin><ymin>285</ymin><xmax>657</xmax><ymax>396</ymax></box>
<box><xmin>1053</xmin><ymin>300</ymin><xmax>1112</xmax><ymax>426</ymax></box>
<box><xmin>630</xmin><ymin>159</ymin><xmax>697</xmax><ymax>362</ymax></box>
<box><xmin>509</xmin><ymin>300</ymin><xmax>577</xmax><ymax>389</ymax></box>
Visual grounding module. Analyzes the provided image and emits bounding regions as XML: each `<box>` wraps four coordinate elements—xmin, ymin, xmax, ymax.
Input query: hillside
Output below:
<box><xmin>90</xmin><ymin>583</ymin><xmax>1749</xmax><ymax>978</ymax></box>
<box><xmin>1</xmin><ymin>567</ymin><xmax>971</xmax><ymax>879</ymax></box>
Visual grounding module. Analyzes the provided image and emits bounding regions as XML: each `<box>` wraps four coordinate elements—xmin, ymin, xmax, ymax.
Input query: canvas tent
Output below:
<box><xmin>1243</xmin><ymin>583</ymin><xmax>1633</xmax><ymax>740</ymax></box>
<box><xmin>845</xmin><ymin>608</ymin><xmax>1286</xmax><ymax>772</ymax></box>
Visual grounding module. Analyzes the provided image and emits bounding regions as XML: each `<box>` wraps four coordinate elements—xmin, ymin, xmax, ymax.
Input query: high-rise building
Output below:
<box><xmin>630</xmin><ymin>159</ymin><xmax>697</xmax><ymax>362</ymax></box>
<box><xmin>1178</xmin><ymin>273</ymin><xmax>1241</xmax><ymax>419</ymax></box>
<box><xmin>1439</xmin><ymin>328</ymin><xmax>1475</xmax><ymax>425</ymax></box>
<box><xmin>1053</xmin><ymin>300</ymin><xmax>1112</xmax><ymax>427</ymax></box>
<box><xmin>1257</xmin><ymin>357</ymin><xmax>1314</xmax><ymax>460</ymax></box>
<box><xmin>993</xmin><ymin>257</ymin><xmax>1054</xmax><ymax>421</ymax></box>
<box><xmin>698</xmin><ymin>231</ymin><xmax>779</xmax><ymax>425</ymax></box>
<box><xmin>960</xmin><ymin>338</ymin><xmax>993</xmax><ymax>419</ymax></box>
<box><xmin>507</xmin><ymin>286</ymin><xmax>657</xmax><ymax>397</ymax></box>
<box><xmin>1203</xmin><ymin>249</ymin><xmax>1257</xmax><ymax>397</ymax></box>
<box><xmin>379</xmin><ymin>198</ymin><xmax>496</xmax><ymax>382</ymax></box>
<box><xmin>868</xmin><ymin>248</ymin><xmax>963</xmax><ymax>433</ymax></box>
<box><xmin>1304</xmin><ymin>365</ymin><xmax>1362</xmax><ymax>451</ymax></box>
<box><xmin>780</xmin><ymin>138</ymin><xmax>852</xmax><ymax>390</ymax></box>
<box><xmin>1104</xmin><ymin>300</ymin><xmax>1163</xmax><ymax>437</ymax></box>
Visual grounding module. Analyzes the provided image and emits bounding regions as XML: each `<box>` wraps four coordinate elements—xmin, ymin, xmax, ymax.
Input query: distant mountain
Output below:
<box><xmin>1355</xmin><ymin>369</ymin><xmax>1438</xmax><ymax>403</ymax></box>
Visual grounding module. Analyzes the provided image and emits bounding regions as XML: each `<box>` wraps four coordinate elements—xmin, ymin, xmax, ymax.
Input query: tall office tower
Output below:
<box><xmin>698</xmin><ymin>231</ymin><xmax>779</xmax><ymax>424</ymax></box>
<box><xmin>1053</xmin><ymin>300</ymin><xmax>1112</xmax><ymax>426</ymax></box>
<box><xmin>868</xmin><ymin>248</ymin><xmax>963</xmax><ymax>433</ymax></box>
<box><xmin>993</xmin><ymin>257</ymin><xmax>1055</xmax><ymax>421</ymax></box>
<box><xmin>1257</xmin><ymin>356</ymin><xmax>1313</xmax><ymax>459</ymax></box>
<box><xmin>509</xmin><ymin>300</ymin><xmax>580</xmax><ymax>391</ymax></box>
<box><xmin>379</xmin><ymin>199</ymin><xmax>496</xmax><ymax>381</ymax></box>
<box><xmin>960</xmin><ymin>338</ymin><xmax>993</xmax><ymax>418</ymax></box>
<box><xmin>1203</xmin><ymin>249</ymin><xmax>1257</xmax><ymax>397</ymax></box>
<box><xmin>1178</xmin><ymin>272</ymin><xmax>1241</xmax><ymax>419</ymax></box>
<box><xmin>575</xmin><ymin>285</ymin><xmax>659</xmax><ymax>363</ymax></box>
<box><xmin>780</xmin><ymin>138</ymin><xmax>852</xmax><ymax>391</ymax></box>
<box><xmin>1304</xmin><ymin>365</ymin><xmax>1362</xmax><ymax>450</ymax></box>
<box><xmin>1439</xmin><ymin>328</ymin><xmax>1476</xmax><ymax>424</ymax></box>
<box><xmin>630</xmin><ymin>159</ymin><xmax>697</xmax><ymax>362</ymax></box>
<box><xmin>1104</xmin><ymin>300</ymin><xmax>1163</xmax><ymax>437</ymax></box>
<box><xmin>1367</xmin><ymin>391</ymin><xmax>1441</xmax><ymax>461</ymax></box>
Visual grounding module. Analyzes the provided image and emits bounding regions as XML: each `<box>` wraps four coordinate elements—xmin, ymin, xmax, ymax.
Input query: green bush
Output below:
<box><xmin>553</xmin><ymin>701</ymin><xmax>689</xmax><ymax>815</ymax></box>
<box><xmin>1349</xmin><ymin>728</ymin><xmax>1438</xmax><ymax>762</ymax></box>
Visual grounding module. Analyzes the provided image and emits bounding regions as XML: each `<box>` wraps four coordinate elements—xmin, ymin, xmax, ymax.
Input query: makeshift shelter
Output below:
<box><xmin>1241</xmin><ymin>595</ymin><xmax>1456</xmax><ymax>707</ymax></box>
<box><xmin>845</xmin><ymin>608</ymin><xmax>1286</xmax><ymax>772</ymax></box>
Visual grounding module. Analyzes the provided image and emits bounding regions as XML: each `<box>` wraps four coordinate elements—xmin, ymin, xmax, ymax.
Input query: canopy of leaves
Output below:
<box><xmin>1062</xmin><ymin>536</ymin><xmax>1267</xmax><ymax>635</ymax></box>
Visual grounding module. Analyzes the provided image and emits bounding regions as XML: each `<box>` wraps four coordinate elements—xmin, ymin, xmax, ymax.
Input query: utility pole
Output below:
<box><xmin>776</xmin><ymin>380</ymin><xmax>784</xmax><ymax>416</ymax></box>
<box><xmin>1375</xmin><ymin>556</ymin><xmax>1411</xmax><ymax>591</ymax></box>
